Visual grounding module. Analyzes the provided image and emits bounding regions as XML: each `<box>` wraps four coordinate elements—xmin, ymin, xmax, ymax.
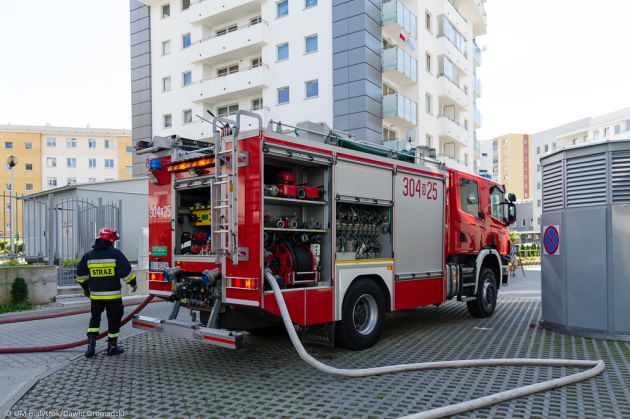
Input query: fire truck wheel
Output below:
<box><xmin>467</xmin><ymin>267</ymin><xmax>498</xmax><ymax>318</ymax></box>
<box><xmin>335</xmin><ymin>279</ymin><xmax>385</xmax><ymax>350</ymax></box>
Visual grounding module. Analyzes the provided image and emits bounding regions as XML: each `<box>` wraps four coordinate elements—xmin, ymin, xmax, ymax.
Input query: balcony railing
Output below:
<box><xmin>189</xmin><ymin>20</ymin><xmax>266</xmax><ymax>65</ymax></box>
<box><xmin>193</xmin><ymin>64</ymin><xmax>267</xmax><ymax>102</ymax></box>
<box><xmin>473</xmin><ymin>40</ymin><xmax>482</xmax><ymax>65</ymax></box>
<box><xmin>438</xmin><ymin>15</ymin><xmax>467</xmax><ymax>58</ymax></box>
<box><xmin>382</xmin><ymin>0</ymin><xmax>417</xmax><ymax>36</ymax></box>
<box><xmin>192</xmin><ymin>20</ymin><xmax>267</xmax><ymax>45</ymax></box>
<box><xmin>474</xmin><ymin>107</ymin><xmax>482</xmax><ymax>128</ymax></box>
<box><xmin>383</xmin><ymin>93</ymin><xmax>417</xmax><ymax>126</ymax></box>
<box><xmin>474</xmin><ymin>76</ymin><xmax>482</xmax><ymax>97</ymax></box>
<box><xmin>382</xmin><ymin>47</ymin><xmax>417</xmax><ymax>83</ymax></box>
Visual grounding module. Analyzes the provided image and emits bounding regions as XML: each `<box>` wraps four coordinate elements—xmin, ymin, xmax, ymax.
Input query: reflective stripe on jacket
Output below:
<box><xmin>75</xmin><ymin>242</ymin><xmax>135</xmax><ymax>300</ymax></box>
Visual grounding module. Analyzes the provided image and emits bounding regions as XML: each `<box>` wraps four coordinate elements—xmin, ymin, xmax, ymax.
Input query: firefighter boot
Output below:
<box><xmin>106</xmin><ymin>337</ymin><xmax>125</xmax><ymax>356</ymax></box>
<box><xmin>85</xmin><ymin>333</ymin><xmax>97</xmax><ymax>358</ymax></box>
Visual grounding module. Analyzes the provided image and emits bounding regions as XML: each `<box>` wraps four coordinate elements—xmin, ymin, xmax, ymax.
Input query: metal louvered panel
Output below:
<box><xmin>542</xmin><ymin>161</ymin><xmax>564</xmax><ymax>211</ymax></box>
<box><xmin>566</xmin><ymin>153</ymin><xmax>607</xmax><ymax>208</ymax></box>
<box><xmin>611</xmin><ymin>151</ymin><xmax>630</xmax><ymax>203</ymax></box>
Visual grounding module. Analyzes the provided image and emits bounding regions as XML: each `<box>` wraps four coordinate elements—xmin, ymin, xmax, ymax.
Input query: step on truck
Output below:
<box><xmin>133</xmin><ymin>111</ymin><xmax>517</xmax><ymax>350</ymax></box>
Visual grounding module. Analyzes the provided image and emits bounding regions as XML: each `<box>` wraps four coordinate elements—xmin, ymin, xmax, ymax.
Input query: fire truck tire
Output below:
<box><xmin>335</xmin><ymin>279</ymin><xmax>385</xmax><ymax>350</ymax></box>
<box><xmin>467</xmin><ymin>267</ymin><xmax>497</xmax><ymax>318</ymax></box>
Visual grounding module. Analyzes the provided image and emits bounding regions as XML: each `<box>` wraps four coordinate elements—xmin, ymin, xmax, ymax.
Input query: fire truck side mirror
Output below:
<box><xmin>505</xmin><ymin>202</ymin><xmax>517</xmax><ymax>225</ymax></box>
<box><xmin>507</xmin><ymin>193</ymin><xmax>517</xmax><ymax>203</ymax></box>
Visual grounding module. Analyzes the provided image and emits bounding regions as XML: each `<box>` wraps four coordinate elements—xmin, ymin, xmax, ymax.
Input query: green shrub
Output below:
<box><xmin>11</xmin><ymin>277</ymin><xmax>28</xmax><ymax>304</ymax></box>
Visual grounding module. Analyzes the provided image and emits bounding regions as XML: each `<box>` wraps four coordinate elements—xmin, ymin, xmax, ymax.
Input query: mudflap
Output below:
<box><xmin>132</xmin><ymin>315</ymin><xmax>246</xmax><ymax>350</ymax></box>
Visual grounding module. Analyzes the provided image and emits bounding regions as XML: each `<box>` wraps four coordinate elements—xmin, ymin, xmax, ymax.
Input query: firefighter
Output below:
<box><xmin>75</xmin><ymin>227</ymin><xmax>137</xmax><ymax>358</ymax></box>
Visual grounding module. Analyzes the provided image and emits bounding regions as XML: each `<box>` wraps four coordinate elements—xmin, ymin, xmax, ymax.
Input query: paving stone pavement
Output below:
<box><xmin>6</xmin><ymin>296</ymin><xmax>630</xmax><ymax>418</ymax></box>
<box><xmin>0</xmin><ymin>300</ymin><xmax>173</xmax><ymax>411</ymax></box>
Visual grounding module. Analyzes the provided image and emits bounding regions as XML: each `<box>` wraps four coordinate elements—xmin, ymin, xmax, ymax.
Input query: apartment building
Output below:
<box><xmin>130</xmin><ymin>0</ymin><xmax>486</xmax><ymax>175</ymax></box>
<box><xmin>531</xmin><ymin>107</ymin><xmax>630</xmax><ymax>233</ymax></box>
<box><xmin>0</xmin><ymin>125</ymin><xmax>133</xmax><ymax>192</ymax></box>
<box><xmin>482</xmin><ymin>133</ymin><xmax>532</xmax><ymax>200</ymax></box>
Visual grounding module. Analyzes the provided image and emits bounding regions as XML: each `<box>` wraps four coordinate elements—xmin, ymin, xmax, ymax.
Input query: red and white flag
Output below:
<box><xmin>399</xmin><ymin>30</ymin><xmax>416</xmax><ymax>51</ymax></box>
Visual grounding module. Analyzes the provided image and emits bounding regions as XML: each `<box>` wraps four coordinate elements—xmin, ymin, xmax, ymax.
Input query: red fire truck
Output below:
<box><xmin>133</xmin><ymin>112</ymin><xmax>516</xmax><ymax>350</ymax></box>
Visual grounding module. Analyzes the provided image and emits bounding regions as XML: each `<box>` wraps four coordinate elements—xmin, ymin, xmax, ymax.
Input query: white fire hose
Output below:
<box><xmin>264</xmin><ymin>271</ymin><xmax>605</xmax><ymax>419</ymax></box>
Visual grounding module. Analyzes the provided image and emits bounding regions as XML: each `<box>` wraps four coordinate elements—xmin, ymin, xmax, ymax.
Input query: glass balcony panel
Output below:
<box><xmin>382</xmin><ymin>47</ymin><xmax>417</xmax><ymax>82</ymax></box>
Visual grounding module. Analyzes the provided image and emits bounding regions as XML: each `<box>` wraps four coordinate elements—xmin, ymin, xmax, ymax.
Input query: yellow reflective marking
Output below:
<box><xmin>89</xmin><ymin>267</ymin><xmax>115</xmax><ymax>277</ymax></box>
<box><xmin>90</xmin><ymin>294</ymin><xmax>122</xmax><ymax>300</ymax></box>
<box><xmin>87</xmin><ymin>263</ymin><xmax>116</xmax><ymax>268</ymax></box>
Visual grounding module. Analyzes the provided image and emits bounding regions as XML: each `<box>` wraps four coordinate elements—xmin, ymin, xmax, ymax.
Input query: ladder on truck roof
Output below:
<box><xmin>210</xmin><ymin>111</ymin><xmax>262</xmax><ymax>266</ymax></box>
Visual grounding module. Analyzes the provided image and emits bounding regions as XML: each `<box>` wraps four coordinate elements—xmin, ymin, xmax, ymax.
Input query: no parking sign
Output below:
<box><xmin>543</xmin><ymin>225</ymin><xmax>560</xmax><ymax>255</ymax></box>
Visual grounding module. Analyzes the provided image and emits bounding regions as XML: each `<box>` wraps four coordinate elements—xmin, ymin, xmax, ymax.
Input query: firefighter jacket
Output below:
<box><xmin>75</xmin><ymin>242</ymin><xmax>137</xmax><ymax>300</ymax></box>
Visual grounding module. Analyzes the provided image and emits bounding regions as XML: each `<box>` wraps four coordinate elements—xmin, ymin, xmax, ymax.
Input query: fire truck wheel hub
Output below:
<box><xmin>481</xmin><ymin>278</ymin><xmax>497</xmax><ymax>311</ymax></box>
<box><xmin>352</xmin><ymin>294</ymin><xmax>378</xmax><ymax>336</ymax></box>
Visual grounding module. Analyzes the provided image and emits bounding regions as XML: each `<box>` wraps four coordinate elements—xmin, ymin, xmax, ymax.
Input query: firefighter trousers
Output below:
<box><xmin>87</xmin><ymin>299</ymin><xmax>124</xmax><ymax>338</ymax></box>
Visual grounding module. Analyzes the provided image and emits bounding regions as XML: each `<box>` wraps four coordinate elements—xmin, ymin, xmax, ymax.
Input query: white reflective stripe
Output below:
<box><xmin>87</xmin><ymin>259</ymin><xmax>116</xmax><ymax>265</ymax></box>
<box><xmin>90</xmin><ymin>290</ymin><xmax>122</xmax><ymax>296</ymax></box>
<box><xmin>122</xmin><ymin>271</ymin><xmax>135</xmax><ymax>281</ymax></box>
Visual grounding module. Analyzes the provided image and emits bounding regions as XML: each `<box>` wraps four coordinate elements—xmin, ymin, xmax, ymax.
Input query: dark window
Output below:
<box><xmin>459</xmin><ymin>178</ymin><xmax>479</xmax><ymax>216</ymax></box>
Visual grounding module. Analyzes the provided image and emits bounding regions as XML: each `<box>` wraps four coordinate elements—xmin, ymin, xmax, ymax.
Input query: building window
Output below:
<box><xmin>521</xmin><ymin>219</ymin><xmax>526</xmax><ymax>228</ymax></box>
<box><xmin>89</xmin><ymin>178</ymin><xmax>97</xmax><ymax>183</ymax></box>
<box><xmin>88</xmin><ymin>139</ymin><xmax>96</xmax><ymax>148</ymax></box>
<box><xmin>277</xmin><ymin>43</ymin><xmax>289</xmax><ymax>61</ymax></box>
<box><xmin>4</xmin><ymin>142</ymin><xmax>13</xmax><ymax>149</ymax></box>
<box><xmin>46</xmin><ymin>137</ymin><xmax>56</xmax><ymax>148</ymax></box>
<box><xmin>252</xmin><ymin>97</ymin><xmax>263</xmax><ymax>110</ymax></box>
<box><xmin>425</xmin><ymin>93</ymin><xmax>432</xmax><ymax>114</ymax></box>
<box><xmin>163</xmin><ymin>114</ymin><xmax>172</xmax><ymax>128</ymax></box>
<box><xmin>544</xmin><ymin>144</ymin><xmax>548</xmax><ymax>153</ymax></box>
<box><xmin>604</xmin><ymin>127</ymin><xmax>610</xmax><ymax>137</ymax></box>
<box><xmin>183</xmin><ymin>109</ymin><xmax>193</xmax><ymax>124</ymax></box>
<box><xmin>251</xmin><ymin>57</ymin><xmax>262</xmax><ymax>68</ymax></box>
<box><xmin>593</xmin><ymin>130</ymin><xmax>600</xmax><ymax>141</ymax></box>
<box><xmin>162</xmin><ymin>76</ymin><xmax>171</xmax><ymax>92</ymax></box>
<box><xmin>89</xmin><ymin>158</ymin><xmax>97</xmax><ymax>168</ymax></box>
<box><xmin>615</xmin><ymin>124</ymin><xmax>621</xmax><ymax>135</ymax></box>
<box><xmin>182</xmin><ymin>71</ymin><xmax>192</xmax><ymax>86</ymax></box>
<box><xmin>105</xmin><ymin>159</ymin><xmax>115</xmax><ymax>169</ymax></box>
<box><xmin>46</xmin><ymin>157</ymin><xmax>57</xmax><ymax>168</ymax></box>
<box><xmin>537</xmin><ymin>199</ymin><xmax>541</xmax><ymax>207</ymax></box>
<box><xmin>47</xmin><ymin>178</ymin><xmax>57</xmax><ymax>188</ymax></box>
<box><xmin>278</xmin><ymin>86</ymin><xmax>290</xmax><ymax>104</ymax></box>
<box><xmin>305</xmin><ymin>0</ymin><xmax>317</xmax><ymax>8</ymax></box>
<box><xmin>67</xmin><ymin>177</ymin><xmax>77</xmax><ymax>185</ymax></box>
<box><xmin>161</xmin><ymin>4</ymin><xmax>170</xmax><ymax>18</ymax></box>
<box><xmin>305</xmin><ymin>80</ymin><xmax>318</xmax><ymax>98</ymax></box>
<box><xmin>126</xmin><ymin>146</ymin><xmax>134</xmax><ymax>153</ymax></box>
<box><xmin>217</xmin><ymin>64</ymin><xmax>239</xmax><ymax>77</ymax></box>
<box><xmin>425</xmin><ymin>53</ymin><xmax>431</xmax><ymax>73</ymax></box>
<box><xmin>66</xmin><ymin>158</ymin><xmax>77</xmax><ymax>168</ymax></box>
<box><xmin>552</xmin><ymin>142</ymin><xmax>557</xmax><ymax>150</ymax></box>
<box><xmin>625</xmin><ymin>120</ymin><xmax>630</xmax><ymax>131</ymax></box>
<box><xmin>250</xmin><ymin>16</ymin><xmax>262</xmax><ymax>26</ymax></box>
<box><xmin>305</xmin><ymin>34</ymin><xmax>318</xmax><ymax>53</ymax></box>
<box><xmin>426</xmin><ymin>134</ymin><xmax>433</xmax><ymax>148</ymax></box>
<box><xmin>277</xmin><ymin>0</ymin><xmax>288</xmax><ymax>17</ymax></box>
<box><xmin>161</xmin><ymin>40</ymin><xmax>171</xmax><ymax>56</ymax></box>
<box><xmin>182</xmin><ymin>0</ymin><xmax>190</xmax><ymax>10</ymax></box>
<box><xmin>66</xmin><ymin>138</ymin><xmax>77</xmax><ymax>148</ymax></box>
<box><xmin>216</xmin><ymin>24</ymin><xmax>237</xmax><ymax>36</ymax></box>
<box><xmin>536</xmin><ymin>146</ymin><xmax>540</xmax><ymax>155</ymax></box>
<box><xmin>217</xmin><ymin>104</ymin><xmax>239</xmax><ymax>117</ymax></box>
<box><xmin>104</xmin><ymin>139</ymin><xmax>113</xmax><ymax>149</ymax></box>
<box><xmin>182</xmin><ymin>33</ymin><xmax>191</xmax><ymax>49</ymax></box>
<box><xmin>25</xmin><ymin>163</ymin><xmax>32</xmax><ymax>171</ymax></box>
<box><xmin>25</xmin><ymin>183</ymin><xmax>33</xmax><ymax>191</ymax></box>
<box><xmin>425</xmin><ymin>11</ymin><xmax>432</xmax><ymax>33</ymax></box>
<box><xmin>25</xmin><ymin>142</ymin><xmax>32</xmax><ymax>150</ymax></box>
<box><xmin>125</xmin><ymin>166</ymin><xmax>133</xmax><ymax>174</ymax></box>
<box><xmin>537</xmin><ymin>164</ymin><xmax>541</xmax><ymax>173</ymax></box>
<box><xmin>464</xmin><ymin>119</ymin><xmax>469</xmax><ymax>131</ymax></box>
<box><xmin>383</xmin><ymin>127</ymin><xmax>397</xmax><ymax>141</ymax></box>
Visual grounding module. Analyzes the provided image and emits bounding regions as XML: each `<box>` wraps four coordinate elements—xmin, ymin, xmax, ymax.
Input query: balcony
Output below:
<box><xmin>473</xmin><ymin>41</ymin><xmax>482</xmax><ymax>66</ymax></box>
<box><xmin>473</xmin><ymin>76</ymin><xmax>482</xmax><ymax>97</ymax></box>
<box><xmin>382</xmin><ymin>0</ymin><xmax>417</xmax><ymax>40</ymax></box>
<box><xmin>458</xmin><ymin>0</ymin><xmax>487</xmax><ymax>36</ymax></box>
<box><xmin>191</xmin><ymin>0</ymin><xmax>263</xmax><ymax>26</ymax></box>
<box><xmin>437</xmin><ymin>35</ymin><xmax>470</xmax><ymax>75</ymax></box>
<box><xmin>192</xmin><ymin>64</ymin><xmax>267</xmax><ymax>104</ymax></box>
<box><xmin>474</xmin><ymin>107</ymin><xmax>482</xmax><ymax>128</ymax></box>
<box><xmin>438</xmin><ymin>15</ymin><xmax>468</xmax><ymax>59</ymax></box>
<box><xmin>438</xmin><ymin>153</ymin><xmax>470</xmax><ymax>171</ymax></box>
<box><xmin>382</xmin><ymin>47</ymin><xmax>417</xmax><ymax>84</ymax></box>
<box><xmin>438</xmin><ymin>115</ymin><xmax>469</xmax><ymax>145</ymax></box>
<box><xmin>383</xmin><ymin>93</ymin><xmax>417</xmax><ymax>128</ymax></box>
<box><xmin>437</xmin><ymin>75</ymin><xmax>468</xmax><ymax>110</ymax></box>
<box><xmin>189</xmin><ymin>21</ymin><xmax>267</xmax><ymax>66</ymax></box>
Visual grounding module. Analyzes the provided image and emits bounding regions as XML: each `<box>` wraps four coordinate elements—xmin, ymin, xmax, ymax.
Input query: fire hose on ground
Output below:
<box><xmin>0</xmin><ymin>295</ymin><xmax>154</xmax><ymax>354</ymax></box>
<box><xmin>264</xmin><ymin>270</ymin><xmax>605</xmax><ymax>419</ymax></box>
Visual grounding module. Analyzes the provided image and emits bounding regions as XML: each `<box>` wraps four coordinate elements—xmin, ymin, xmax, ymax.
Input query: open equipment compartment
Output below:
<box><xmin>263</xmin><ymin>154</ymin><xmax>332</xmax><ymax>288</ymax></box>
<box><xmin>174</xmin><ymin>183</ymin><xmax>213</xmax><ymax>257</ymax></box>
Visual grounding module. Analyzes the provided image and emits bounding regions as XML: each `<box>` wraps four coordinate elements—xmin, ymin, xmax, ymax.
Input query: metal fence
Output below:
<box><xmin>0</xmin><ymin>192</ymin><xmax>24</xmax><ymax>256</ymax></box>
<box><xmin>22</xmin><ymin>195</ymin><xmax>121</xmax><ymax>286</ymax></box>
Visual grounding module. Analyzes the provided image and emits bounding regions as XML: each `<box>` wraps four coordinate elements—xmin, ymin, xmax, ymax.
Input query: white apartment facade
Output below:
<box><xmin>130</xmin><ymin>0</ymin><xmax>486</xmax><ymax>174</ymax></box>
<box><xmin>39</xmin><ymin>126</ymin><xmax>133</xmax><ymax>190</ymax></box>
<box><xmin>531</xmin><ymin>106</ymin><xmax>630</xmax><ymax>233</ymax></box>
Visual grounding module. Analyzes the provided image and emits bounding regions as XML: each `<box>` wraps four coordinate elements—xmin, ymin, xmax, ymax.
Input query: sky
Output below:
<box><xmin>1</xmin><ymin>0</ymin><xmax>629</xmax><ymax>136</ymax></box>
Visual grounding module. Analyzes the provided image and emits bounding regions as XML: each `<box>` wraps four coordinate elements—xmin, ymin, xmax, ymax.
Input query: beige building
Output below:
<box><xmin>488</xmin><ymin>133</ymin><xmax>533</xmax><ymax>200</ymax></box>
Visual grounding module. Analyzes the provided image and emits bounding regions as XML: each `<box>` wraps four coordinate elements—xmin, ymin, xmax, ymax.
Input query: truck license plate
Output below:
<box><xmin>149</xmin><ymin>261</ymin><xmax>170</xmax><ymax>271</ymax></box>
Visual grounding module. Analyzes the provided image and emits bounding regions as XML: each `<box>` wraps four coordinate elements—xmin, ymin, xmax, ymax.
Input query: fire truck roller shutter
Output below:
<box><xmin>335</xmin><ymin>160</ymin><xmax>393</xmax><ymax>203</ymax></box>
<box><xmin>393</xmin><ymin>171</ymin><xmax>445</xmax><ymax>277</ymax></box>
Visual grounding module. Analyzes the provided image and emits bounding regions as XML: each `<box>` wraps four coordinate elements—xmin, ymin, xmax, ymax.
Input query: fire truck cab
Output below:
<box><xmin>134</xmin><ymin>112</ymin><xmax>516</xmax><ymax>350</ymax></box>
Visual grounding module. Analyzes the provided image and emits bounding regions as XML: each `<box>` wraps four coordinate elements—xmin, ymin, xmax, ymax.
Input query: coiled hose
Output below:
<box><xmin>264</xmin><ymin>270</ymin><xmax>605</xmax><ymax>419</ymax></box>
<box><xmin>0</xmin><ymin>295</ymin><xmax>154</xmax><ymax>354</ymax></box>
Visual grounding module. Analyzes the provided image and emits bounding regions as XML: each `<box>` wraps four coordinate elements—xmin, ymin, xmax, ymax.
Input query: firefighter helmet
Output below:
<box><xmin>97</xmin><ymin>227</ymin><xmax>120</xmax><ymax>243</ymax></box>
